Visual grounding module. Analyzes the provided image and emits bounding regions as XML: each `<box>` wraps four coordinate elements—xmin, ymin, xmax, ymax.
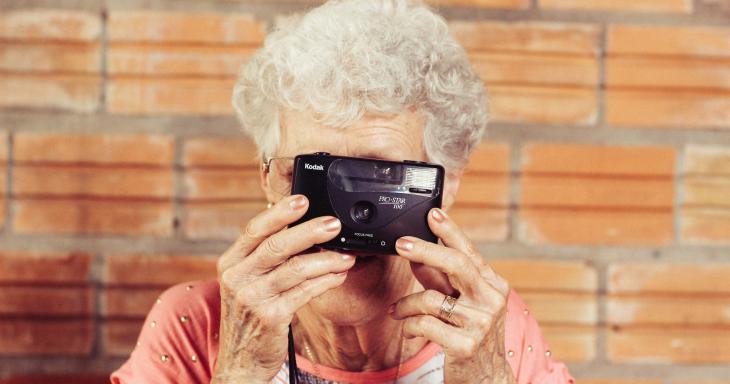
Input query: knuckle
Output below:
<box><xmin>242</xmin><ymin>219</ymin><xmax>262</xmax><ymax>239</ymax></box>
<box><xmin>453</xmin><ymin>253</ymin><xmax>472</xmax><ymax>273</ymax></box>
<box><xmin>285</xmin><ymin>256</ymin><xmax>307</xmax><ymax>275</ymax></box>
<box><xmin>461</xmin><ymin>337</ymin><xmax>479</xmax><ymax>357</ymax></box>
<box><xmin>262</xmin><ymin>235</ymin><xmax>286</xmax><ymax>256</ymax></box>
<box><xmin>474</xmin><ymin>314</ymin><xmax>492</xmax><ymax>330</ymax></box>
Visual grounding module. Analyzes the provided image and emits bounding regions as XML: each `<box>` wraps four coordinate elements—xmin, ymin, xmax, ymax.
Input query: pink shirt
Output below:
<box><xmin>111</xmin><ymin>280</ymin><xmax>574</xmax><ymax>384</ymax></box>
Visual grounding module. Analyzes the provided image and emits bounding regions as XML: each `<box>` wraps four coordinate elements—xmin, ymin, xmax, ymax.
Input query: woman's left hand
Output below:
<box><xmin>390</xmin><ymin>208</ymin><xmax>516</xmax><ymax>384</ymax></box>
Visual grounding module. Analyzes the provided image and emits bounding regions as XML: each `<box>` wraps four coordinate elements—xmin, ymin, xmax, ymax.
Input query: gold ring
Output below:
<box><xmin>438</xmin><ymin>295</ymin><xmax>457</xmax><ymax>321</ymax></box>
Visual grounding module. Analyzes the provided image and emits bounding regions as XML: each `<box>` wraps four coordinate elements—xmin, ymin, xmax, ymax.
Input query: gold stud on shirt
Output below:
<box><xmin>186</xmin><ymin>285</ymin><xmax>193</xmax><ymax>291</ymax></box>
<box><xmin>507</xmin><ymin>350</ymin><xmax>514</xmax><ymax>357</ymax></box>
<box><xmin>180</xmin><ymin>316</ymin><xmax>189</xmax><ymax>323</ymax></box>
<box><xmin>156</xmin><ymin>298</ymin><xmax>162</xmax><ymax>304</ymax></box>
<box><xmin>150</xmin><ymin>321</ymin><xmax>157</xmax><ymax>328</ymax></box>
<box><xmin>523</xmin><ymin>309</ymin><xmax>529</xmax><ymax>316</ymax></box>
<box><xmin>527</xmin><ymin>345</ymin><xmax>533</xmax><ymax>352</ymax></box>
<box><xmin>191</xmin><ymin>354</ymin><xmax>198</xmax><ymax>363</ymax></box>
<box><xmin>545</xmin><ymin>350</ymin><xmax>552</xmax><ymax>357</ymax></box>
<box><xmin>161</xmin><ymin>354</ymin><xmax>170</xmax><ymax>362</ymax></box>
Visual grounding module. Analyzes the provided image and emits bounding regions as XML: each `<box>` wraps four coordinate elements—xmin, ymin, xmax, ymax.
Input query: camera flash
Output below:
<box><xmin>404</xmin><ymin>167</ymin><xmax>437</xmax><ymax>190</ymax></box>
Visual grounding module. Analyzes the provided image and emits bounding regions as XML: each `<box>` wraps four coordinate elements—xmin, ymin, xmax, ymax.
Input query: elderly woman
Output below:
<box><xmin>112</xmin><ymin>1</ymin><xmax>573</xmax><ymax>383</ymax></box>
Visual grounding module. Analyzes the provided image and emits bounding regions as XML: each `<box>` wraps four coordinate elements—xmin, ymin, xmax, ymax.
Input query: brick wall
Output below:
<box><xmin>0</xmin><ymin>0</ymin><xmax>729</xmax><ymax>382</ymax></box>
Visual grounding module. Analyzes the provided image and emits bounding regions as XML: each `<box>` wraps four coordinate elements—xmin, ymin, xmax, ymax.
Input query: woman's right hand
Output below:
<box><xmin>212</xmin><ymin>195</ymin><xmax>355</xmax><ymax>383</ymax></box>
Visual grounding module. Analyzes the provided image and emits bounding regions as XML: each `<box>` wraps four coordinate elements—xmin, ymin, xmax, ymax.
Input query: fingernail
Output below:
<box><xmin>396</xmin><ymin>238</ymin><xmax>414</xmax><ymax>252</ymax></box>
<box><xmin>341</xmin><ymin>253</ymin><xmax>355</xmax><ymax>261</ymax></box>
<box><xmin>322</xmin><ymin>217</ymin><xmax>341</xmax><ymax>232</ymax></box>
<box><xmin>290</xmin><ymin>195</ymin><xmax>307</xmax><ymax>210</ymax></box>
<box><xmin>431</xmin><ymin>208</ymin><xmax>446</xmax><ymax>223</ymax></box>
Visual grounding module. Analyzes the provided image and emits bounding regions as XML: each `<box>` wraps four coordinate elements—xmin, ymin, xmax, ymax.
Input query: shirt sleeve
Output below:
<box><xmin>110</xmin><ymin>280</ymin><xmax>221</xmax><ymax>384</ymax></box>
<box><xmin>504</xmin><ymin>290</ymin><xmax>575</xmax><ymax>384</ymax></box>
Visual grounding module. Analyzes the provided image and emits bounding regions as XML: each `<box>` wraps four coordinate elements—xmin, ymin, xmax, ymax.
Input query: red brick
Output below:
<box><xmin>540</xmin><ymin>0</ymin><xmax>692</xmax><ymax>13</ymax></box>
<box><xmin>608</xmin><ymin>328</ymin><xmax>730</xmax><ymax>363</ymax></box>
<box><xmin>469</xmin><ymin>52</ymin><xmax>598</xmax><ymax>87</ymax></box>
<box><xmin>102</xmin><ymin>287</ymin><xmax>163</xmax><ymax>317</ymax></box>
<box><xmin>606</xmin><ymin>89</ymin><xmax>730</xmax><ymax>129</ymax></box>
<box><xmin>106</xmin><ymin>78</ymin><xmax>234</xmax><ymax>115</ymax></box>
<box><xmin>0</xmin><ymin>9</ymin><xmax>101</xmax><ymax>42</ymax></box>
<box><xmin>681</xmin><ymin>145</ymin><xmax>730</xmax><ymax>244</ymax></box>
<box><xmin>522</xmin><ymin>144</ymin><xmax>676</xmax><ymax>177</ymax></box>
<box><xmin>102</xmin><ymin>319</ymin><xmax>142</xmax><ymax>356</ymax></box>
<box><xmin>519</xmin><ymin>210</ymin><xmax>673</xmax><ymax>245</ymax></box>
<box><xmin>466</xmin><ymin>142</ymin><xmax>510</xmax><ymax>173</ymax></box>
<box><xmin>456</xmin><ymin>174</ymin><xmax>509</xmax><ymax>206</ymax></box>
<box><xmin>672</xmin><ymin>380</ymin><xmax>730</xmax><ymax>384</ymax></box>
<box><xmin>0</xmin><ymin>319</ymin><xmax>93</xmax><ymax>355</ymax></box>
<box><xmin>683</xmin><ymin>176</ymin><xmax>730</xmax><ymax>208</ymax></box>
<box><xmin>107</xmin><ymin>11</ymin><xmax>265</xmax><ymax>45</ymax></box>
<box><xmin>490</xmin><ymin>85</ymin><xmax>598</xmax><ymax>125</ymax></box>
<box><xmin>13</xmin><ymin>200</ymin><xmax>174</xmax><ymax>236</ymax></box>
<box><xmin>522</xmin><ymin>177</ymin><xmax>673</xmax><ymax>209</ymax></box>
<box><xmin>183</xmin><ymin>169</ymin><xmax>263</xmax><ymax>201</ymax></box>
<box><xmin>0</xmin><ymin>251</ymin><xmax>91</xmax><ymax>284</ymax></box>
<box><xmin>542</xmin><ymin>325</ymin><xmax>596</xmax><ymax>363</ymax></box>
<box><xmin>521</xmin><ymin>292</ymin><xmax>597</xmax><ymax>325</ymax></box>
<box><xmin>449</xmin><ymin>21</ymin><xmax>600</xmax><ymax>55</ymax></box>
<box><xmin>182</xmin><ymin>137</ymin><xmax>258</xmax><ymax>168</ymax></box>
<box><xmin>607</xmin><ymin>25</ymin><xmax>730</xmax><ymax>58</ymax></box>
<box><xmin>607</xmin><ymin>57</ymin><xmax>730</xmax><ymax>91</ymax></box>
<box><xmin>681</xmin><ymin>208</ymin><xmax>730</xmax><ymax>245</ymax></box>
<box><xmin>674</xmin><ymin>381</ymin><xmax>730</xmax><ymax>384</ymax></box>
<box><xmin>685</xmin><ymin>145</ymin><xmax>730</xmax><ymax>176</ymax></box>
<box><xmin>460</xmin><ymin>144</ymin><xmax>511</xmax><ymax>210</ymax></box>
<box><xmin>183</xmin><ymin>201</ymin><xmax>262</xmax><ymax>240</ymax></box>
<box><xmin>607</xmin><ymin>296</ymin><xmax>730</xmax><ymax>326</ymax></box>
<box><xmin>491</xmin><ymin>259</ymin><xmax>598</xmax><ymax>292</ymax></box>
<box><xmin>108</xmin><ymin>44</ymin><xmax>255</xmax><ymax>76</ymax></box>
<box><xmin>0</xmin><ymin>75</ymin><xmax>101</xmax><ymax>113</ymax></box>
<box><xmin>520</xmin><ymin>144</ymin><xmax>675</xmax><ymax>245</ymax></box>
<box><xmin>430</xmin><ymin>0</ymin><xmax>530</xmax><ymax>8</ymax></box>
<box><xmin>14</xmin><ymin>132</ymin><xmax>174</xmax><ymax>166</ymax></box>
<box><xmin>0</xmin><ymin>42</ymin><xmax>101</xmax><ymax>73</ymax></box>
<box><xmin>0</xmin><ymin>287</ymin><xmax>93</xmax><ymax>316</ymax></box>
<box><xmin>608</xmin><ymin>263</ymin><xmax>730</xmax><ymax>294</ymax></box>
<box><xmin>103</xmin><ymin>254</ymin><xmax>217</xmax><ymax>286</ymax></box>
<box><xmin>14</xmin><ymin>166</ymin><xmax>173</xmax><ymax>199</ymax></box>
<box><xmin>0</xmin><ymin>133</ymin><xmax>10</xmax><ymax>232</ymax></box>
<box><xmin>449</xmin><ymin>206</ymin><xmax>509</xmax><ymax>242</ymax></box>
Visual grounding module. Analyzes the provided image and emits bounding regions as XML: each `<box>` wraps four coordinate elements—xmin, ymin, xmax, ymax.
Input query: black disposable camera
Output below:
<box><xmin>290</xmin><ymin>152</ymin><xmax>445</xmax><ymax>254</ymax></box>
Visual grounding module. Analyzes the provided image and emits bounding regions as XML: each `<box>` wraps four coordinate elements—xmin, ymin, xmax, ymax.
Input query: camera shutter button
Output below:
<box><xmin>404</xmin><ymin>160</ymin><xmax>427</xmax><ymax>164</ymax></box>
<box><xmin>313</xmin><ymin>152</ymin><xmax>330</xmax><ymax>156</ymax></box>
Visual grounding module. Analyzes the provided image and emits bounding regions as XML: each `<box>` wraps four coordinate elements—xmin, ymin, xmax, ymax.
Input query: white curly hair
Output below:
<box><xmin>232</xmin><ymin>0</ymin><xmax>488</xmax><ymax>172</ymax></box>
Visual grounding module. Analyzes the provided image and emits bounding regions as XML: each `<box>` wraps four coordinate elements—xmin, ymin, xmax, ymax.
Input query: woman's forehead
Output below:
<box><xmin>279</xmin><ymin>110</ymin><xmax>426</xmax><ymax>161</ymax></box>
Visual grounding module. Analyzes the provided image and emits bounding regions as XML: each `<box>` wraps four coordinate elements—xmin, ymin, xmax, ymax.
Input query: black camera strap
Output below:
<box><xmin>288</xmin><ymin>324</ymin><xmax>298</xmax><ymax>384</ymax></box>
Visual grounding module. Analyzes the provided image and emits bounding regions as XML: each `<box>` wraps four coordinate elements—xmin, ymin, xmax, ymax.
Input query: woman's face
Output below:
<box><xmin>260</xmin><ymin>108</ymin><xmax>459</xmax><ymax>325</ymax></box>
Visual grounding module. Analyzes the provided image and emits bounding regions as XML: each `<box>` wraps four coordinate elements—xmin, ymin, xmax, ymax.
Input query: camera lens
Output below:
<box><xmin>350</xmin><ymin>201</ymin><xmax>376</xmax><ymax>223</ymax></box>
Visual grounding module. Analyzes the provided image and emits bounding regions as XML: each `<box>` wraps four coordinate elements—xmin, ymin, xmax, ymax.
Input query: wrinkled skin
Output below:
<box><xmin>213</xmin><ymin>109</ymin><xmax>516</xmax><ymax>383</ymax></box>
